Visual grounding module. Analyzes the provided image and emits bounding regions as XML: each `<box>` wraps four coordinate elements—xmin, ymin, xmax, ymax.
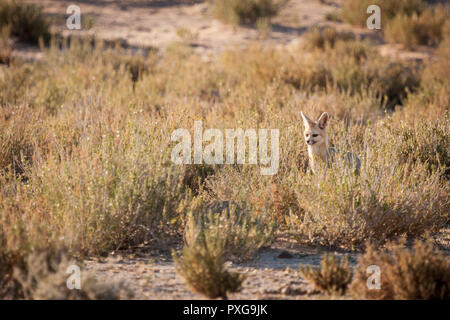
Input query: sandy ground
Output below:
<box><xmin>26</xmin><ymin>0</ymin><xmax>334</xmax><ymax>53</ymax></box>
<box><xmin>14</xmin><ymin>0</ymin><xmax>443</xmax><ymax>299</ymax></box>
<box><xmin>21</xmin><ymin>0</ymin><xmax>432</xmax><ymax>60</ymax></box>
<box><xmin>83</xmin><ymin>231</ymin><xmax>450</xmax><ymax>300</ymax></box>
<box><xmin>84</xmin><ymin>240</ymin><xmax>361</xmax><ymax>300</ymax></box>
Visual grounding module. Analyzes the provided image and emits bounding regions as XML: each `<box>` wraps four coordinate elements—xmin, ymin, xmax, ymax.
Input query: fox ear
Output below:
<box><xmin>317</xmin><ymin>112</ymin><xmax>329</xmax><ymax>129</ymax></box>
<box><xmin>301</xmin><ymin>112</ymin><xmax>315</xmax><ymax>127</ymax></box>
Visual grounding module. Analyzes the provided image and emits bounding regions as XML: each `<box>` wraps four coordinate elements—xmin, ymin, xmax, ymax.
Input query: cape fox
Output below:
<box><xmin>300</xmin><ymin>111</ymin><xmax>361</xmax><ymax>175</ymax></box>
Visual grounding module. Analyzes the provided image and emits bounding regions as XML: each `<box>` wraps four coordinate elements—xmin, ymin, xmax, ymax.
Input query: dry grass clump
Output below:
<box><xmin>385</xmin><ymin>5</ymin><xmax>450</xmax><ymax>48</ymax></box>
<box><xmin>13</xmin><ymin>249</ymin><xmax>133</xmax><ymax>299</ymax></box>
<box><xmin>0</xmin><ymin>30</ymin><xmax>449</xmax><ymax>297</ymax></box>
<box><xmin>175</xmin><ymin>198</ymin><xmax>272</xmax><ymax>297</ymax></box>
<box><xmin>350</xmin><ymin>240</ymin><xmax>450</xmax><ymax>299</ymax></box>
<box><xmin>395</xmin><ymin>37</ymin><xmax>450</xmax><ymax>121</ymax></box>
<box><xmin>300</xmin><ymin>254</ymin><xmax>353</xmax><ymax>296</ymax></box>
<box><xmin>173</xmin><ymin>236</ymin><xmax>245</xmax><ymax>299</ymax></box>
<box><xmin>294</xmin><ymin>122</ymin><xmax>448</xmax><ymax>249</ymax></box>
<box><xmin>0</xmin><ymin>26</ymin><xmax>12</xmax><ymax>65</ymax></box>
<box><xmin>0</xmin><ymin>0</ymin><xmax>51</xmax><ymax>43</ymax></box>
<box><xmin>302</xmin><ymin>27</ymin><xmax>355</xmax><ymax>50</ymax></box>
<box><xmin>184</xmin><ymin>198</ymin><xmax>275</xmax><ymax>261</ymax></box>
<box><xmin>341</xmin><ymin>0</ymin><xmax>424</xmax><ymax>28</ymax></box>
<box><xmin>340</xmin><ymin>0</ymin><xmax>449</xmax><ymax>48</ymax></box>
<box><xmin>295</xmin><ymin>35</ymin><xmax>421</xmax><ymax>109</ymax></box>
<box><xmin>212</xmin><ymin>0</ymin><xmax>288</xmax><ymax>26</ymax></box>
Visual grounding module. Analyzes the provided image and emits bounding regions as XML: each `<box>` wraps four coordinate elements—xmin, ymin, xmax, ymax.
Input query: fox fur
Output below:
<box><xmin>300</xmin><ymin>111</ymin><xmax>361</xmax><ymax>174</ymax></box>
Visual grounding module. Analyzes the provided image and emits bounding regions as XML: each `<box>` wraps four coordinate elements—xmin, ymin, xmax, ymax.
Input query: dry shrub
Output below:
<box><xmin>393</xmin><ymin>117</ymin><xmax>450</xmax><ymax>179</ymax></box>
<box><xmin>184</xmin><ymin>198</ymin><xmax>275</xmax><ymax>262</ymax></box>
<box><xmin>394</xmin><ymin>37</ymin><xmax>450</xmax><ymax>122</ymax></box>
<box><xmin>350</xmin><ymin>240</ymin><xmax>450</xmax><ymax>299</ymax></box>
<box><xmin>302</xmin><ymin>27</ymin><xmax>355</xmax><ymax>50</ymax></box>
<box><xmin>0</xmin><ymin>25</ymin><xmax>12</xmax><ymax>65</ymax></box>
<box><xmin>13</xmin><ymin>249</ymin><xmax>133</xmax><ymax>299</ymax></box>
<box><xmin>300</xmin><ymin>254</ymin><xmax>353</xmax><ymax>296</ymax></box>
<box><xmin>0</xmin><ymin>106</ymin><xmax>48</xmax><ymax>175</ymax></box>
<box><xmin>373</xmin><ymin>61</ymin><xmax>421</xmax><ymax>110</ymax></box>
<box><xmin>385</xmin><ymin>5</ymin><xmax>450</xmax><ymax>48</ymax></box>
<box><xmin>212</xmin><ymin>0</ymin><xmax>288</xmax><ymax>26</ymax></box>
<box><xmin>341</xmin><ymin>0</ymin><xmax>424</xmax><ymax>27</ymax></box>
<box><xmin>25</xmin><ymin>115</ymin><xmax>191</xmax><ymax>256</ymax></box>
<box><xmin>420</xmin><ymin>34</ymin><xmax>450</xmax><ymax>99</ymax></box>
<box><xmin>174</xmin><ymin>196</ymin><xmax>272</xmax><ymax>298</ymax></box>
<box><xmin>173</xmin><ymin>236</ymin><xmax>244</xmax><ymax>299</ymax></box>
<box><xmin>294</xmin><ymin>123</ymin><xmax>448</xmax><ymax>249</ymax></box>
<box><xmin>0</xmin><ymin>32</ymin><xmax>448</xmax><ymax>296</ymax></box>
<box><xmin>0</xmin><ymin>0</ymin><xmax>51</xmax><ymax>43</ymax></box>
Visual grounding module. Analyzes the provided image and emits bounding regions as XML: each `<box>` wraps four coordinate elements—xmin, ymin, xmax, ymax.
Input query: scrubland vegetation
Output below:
<box><xmin>350</xmin><ymin>240</ymin><xmax>450</xmax><ymax>299</ymax></box>
<box><xmin>0</xmin><ymin>0</ymin><xmax>449</xmax><ymax>299</ymax></box>
<box><xmin>212</xmin><ymin>0</ymin><xmax>288</xmax><ymax>26</ymax></box>
<box><xmin>0</xmin><ymin>0</ymin><xmax>50</xmax><ymax>43</ymax></box>
<box><xmin>341</xmin><ymin>0</ymin><xmax>450</xmax><ymax>48</ymax></box>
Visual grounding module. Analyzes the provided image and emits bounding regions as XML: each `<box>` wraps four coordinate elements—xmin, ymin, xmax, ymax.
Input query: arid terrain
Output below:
<box><xmin>21</xmin><ymin>0</ymin><xmax>432</xmax><ymax>59</ymax></box>
<box><xmin>1</xmin><ymin>0</ymin><xmax>449</xmax><ymax>300</ymax></box>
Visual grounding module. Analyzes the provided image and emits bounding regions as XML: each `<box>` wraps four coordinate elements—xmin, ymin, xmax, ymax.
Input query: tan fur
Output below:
<box><xmin>301</xmin><ymin>111</ymin><xmax>330</xmax><ymax>173</ymax></box>
<box><xmin>301</xmin><ymin>111</ymin><xmax>361</xmax><ymax>175</ymax></box>
<box><xmin>301</xmin><ymin>112</ymin><xmax>361</xmax><ymax>174</ymax></box>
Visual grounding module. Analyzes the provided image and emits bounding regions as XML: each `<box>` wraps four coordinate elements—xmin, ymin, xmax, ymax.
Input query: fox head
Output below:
<box><xmin>300</xmin><ymin>111</ymin><xmax>329</xmax><ymax>149</ymax></box>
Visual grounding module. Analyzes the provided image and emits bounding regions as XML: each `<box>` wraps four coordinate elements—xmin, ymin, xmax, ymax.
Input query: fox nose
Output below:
<box><xmin>307</xmin><ymin>139</ymin><xmax>311</xmax><ymax>144</ymax></box>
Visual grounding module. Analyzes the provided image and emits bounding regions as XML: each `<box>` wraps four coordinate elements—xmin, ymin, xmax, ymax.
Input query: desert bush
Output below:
<box><xmin>26</xmin><ymin>114</ymin><xmax>192</xmax><ymax>256</ymax></box>
<box><xmin>184</xmin><ymin>197</ymin><xmax>275</xmax><ymax>261</ymax></box>
<box><xmin>212</xmin><ymin>0</ymin><xmax>288</xmax><ymax>25</ymax></box>
<box><xmin>0</xmin><ymin>106</ymin><xmax>48</xmax><ymax>175</ymax></box>
<box><xmin>293</xmin><ymin>122</ymin><xmax>449</xmax><ymax>250</ymax></box>
<box><xmin>173</xmin><ymin>235</ymin><xmax>244</xmax><ymax>299</ymax></box>
<box><xmin>350</xmin><ymin>240</ymin><xmax>450</xmax><ymax>299</ymax></box>
<box><xmin>0</xmin><ymin>31</ymin><xmax>448</xmax><ymax>293</ymax></box>
<box><xmin>373</xmin><ymin>61</ymin><xmax>421</xmax><ymax>110</ymax></box>
<box><xmin>302</xmin><ymin>27</ymin><xmax>355</xmax><ymax>50</ymax></box>
<box><xmin>323</xmin><ymin>41</ymin><xmax>421</xmax><ymax>109</ymax></box>
<box><xmin>392</xmin><ymin>117</ymin><xmax>450</xmax><ymax>179</ymax></box>
<box><xmin>341</xmin><ymin>0</ymin><xmax>424</xmax><ymax>27</ymax></box>
<box><xmin>300</xmin><ymin>254</ymin><xmax>353</xmax><ymax>295</ymax></box>
<box><xmin>385</xmin><ymin>5</ymin><xmax>450</xmax><ymax>48</ymax></box>
<box><xmin>0</xmin><ymin>25</ymin><xmax>12</xmax><ymax>65</ymax></box>
<box><xmin>420</xmin><ymin>32</ymin><xmax>450</xmax><ymax>93</ymax></box>
<box><xmin>0</xmin><ymin>0</ymin><xmax>51</xmax><ymax>43</ymax></box>
<box><xmin>395</xmin><ymin>37</ymin><xmax>450</xmax><ymax>122</ymax></box>
<box><xmin>13</xmin><ymin>249</ymin><xmax>133</xmax><ymax>299</ymax></box>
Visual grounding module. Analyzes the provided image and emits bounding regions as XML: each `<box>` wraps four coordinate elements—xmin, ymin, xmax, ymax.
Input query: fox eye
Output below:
<box><xmin>305</xmin><ymin>133</ymin><xmax>309</xmax><ymax>137</ymax></box>
<box><xmin>312</xmin><ymin>134</ymin><xmax>319</xmax><ymax>137</ymax></box>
